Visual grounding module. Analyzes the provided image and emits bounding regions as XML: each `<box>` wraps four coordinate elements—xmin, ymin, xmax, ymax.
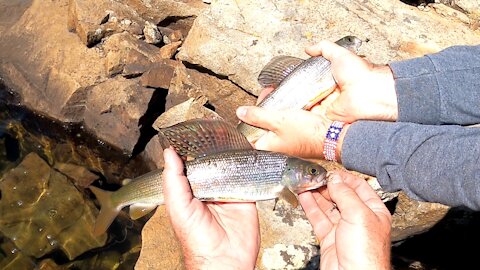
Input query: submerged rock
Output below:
<box><xmin>0</xmin><ymin>153</ymin><xmax>107</xmax><ymax>260</ymax></box>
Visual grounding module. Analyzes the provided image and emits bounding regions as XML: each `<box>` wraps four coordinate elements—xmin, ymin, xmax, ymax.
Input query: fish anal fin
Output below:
<box><xmin>278</xmin><ymin>187</ymin><xmax>299</xmax><ymax>208</ymax></box>
<box><xmin>129</xmin><ymin>203</ymin><xmax>158</xmax><ymax>220</ymax></box>
<box><xmin>88</xmin><ymin>186</ymin><xmax>121</xmax><ymax>236</ymax></box>
<box><xmin>258</xmin><ymin>56</ymin><xmax>304</xmax><ymax>88</ymax></box>
<box><xmin>159</xmin><ymin>119</ymin><xmax>253</xmax><ymax>158</ymax></box>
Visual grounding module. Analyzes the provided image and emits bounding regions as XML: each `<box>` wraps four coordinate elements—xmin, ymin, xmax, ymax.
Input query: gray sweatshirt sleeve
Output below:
<box><xmin>342</xmin><ymin>121</ymin><xmax>480</xmax><ymax>210</ymax></box>
<box><xmin>389</xmin><ymin>45</ymin><xmax>480</xmax><ymax>125</ymax></box>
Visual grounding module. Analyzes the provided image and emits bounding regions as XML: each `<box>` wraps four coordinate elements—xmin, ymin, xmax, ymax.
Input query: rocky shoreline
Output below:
<box><xmin>1</xmin><ymin>0</ymin><xmax>479</xmax><ymax>269</ymax></box>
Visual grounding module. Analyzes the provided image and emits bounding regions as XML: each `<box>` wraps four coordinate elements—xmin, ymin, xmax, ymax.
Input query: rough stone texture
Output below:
<box><xmin>135</xmin><ymin>208</ymin><xmax>184</xmax><ymax>270</ymax></box>
<box><xmin>391</xmin><ymin>192</ymin><xmax>450</xmax><ymax>241</ymax></box>
<box><xmin>454</xmin><ymin>0</ymin><xmax>480</xmax><ymax>15</ymax></box>
<box><xmin>0</xmin><ymin>0</ymin><xmax>106</xmax><ymax>121</ymax></box>
<box><xmin>82</xmin><ymin>77</ymin><xmax>153</xmax><ymax>153</ymax></box>
<box><xmin>0</xmin><ymin>153</ymin><xmax>107</xmax><ymax>260</ymax></box>
<box><xmin>153</xmin><ymin>96</ymin><xmax>221</xmax><ymax>129</ymax></box>
<box><xmin>159</xmin><ymin>40</ymin><xmax>183</xmax><ymax>59</ymax></box>
<box><xmin>139</xmin><ymin>60</ymin><xmax>179</xmax><ymax>89</ymax></box>
<box><xmin>68</xmin><ymin>0</ymin><xmax>144</xmax><ymax>47</ymax></box>
<box><xmin>122</xmin><ymin>0</ymin><xmax>208</xmax><ymax>25</ymax></box>
<box><xmin>167</xmin><ymin>62</ymin><xmax>256</xmax><ymax>125</ymax></box>
<box><xmin>177</xmin><ymin>0</ymin><xmax>480</xmax><ymax>95</ymax></box>
<box><xmin>53</xmin><ymin>162</ymin><xmax>100</xmax><ymax>188</ymax></box>
<box><xmin>143</xmin><ymin>21</ymin><xmax>162</xmax><ymax>44</ymax></box>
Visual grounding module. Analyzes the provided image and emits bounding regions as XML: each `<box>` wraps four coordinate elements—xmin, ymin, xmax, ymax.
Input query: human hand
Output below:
<box><xmin>236</xmin><ymin>106</ymin><xmax>334</xmax><ymax>159</ymax></box>
<box><xmin>306</xmin><ymin>41</ymin><xmax>398</xmax><ymax>122</ymax></box>
<box><xmin>299</xmin><ymin>170</ymin><xmax>392</xmax><ymax>270</ymax></box>
<box><xmin>162</xmin><ymin>148</ymin><xmax>260</xmax><ymax>269</ymax></box>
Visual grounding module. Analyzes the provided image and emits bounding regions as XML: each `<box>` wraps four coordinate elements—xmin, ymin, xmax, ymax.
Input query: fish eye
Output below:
<box><xmin>308</xmin><ymin>167</ymin><xmax>318</xmax><ymax>175</ymax></box>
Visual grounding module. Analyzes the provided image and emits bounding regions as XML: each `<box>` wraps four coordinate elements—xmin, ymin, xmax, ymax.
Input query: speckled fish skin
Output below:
<box><xmin>106</xmin><ymin>150</ymin><xmax>327</xmax><ymax>206</ymax></box>
<box><xmin>237</xmin><ymin>36</ymin><xmax>362</xmax><ymax>142</ymax></box>
<box><xmin>89</xmin><ymin>148</ymin><xmax>327</xmax><ymax>235</ymax></box>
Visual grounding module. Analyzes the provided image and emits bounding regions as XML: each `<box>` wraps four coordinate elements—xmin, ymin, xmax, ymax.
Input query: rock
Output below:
<box><xmin>125</xmin><ymin>0</ymin><xmax>208</xmax><ymax>25</ymax></box>
<box><xmin>53</xmin><ymin>162</ymin><xmax>99</xmax><ymax>188</ymax></box>
<box><xmin>177</xmin><ymin>0</ymin><xmax>480</xmax><ymax>95</ymax></box>
<box><xmin>160</xmin><ymin>17</ymin><xmax>196</xmax><ymax>41</ymax></box>
<box><xmin>159</xmin><ymin>40</ymin><xmax>182</xmax><ymax>59</ymax></box>
<box><xmin>0</xmin><ymin>153</ymin><xmax>107</xmax><ymax>260</ymax></box>
<box><xmin>82</xmin><ymin>77</ymin><xmax>154</xmax><ymax>153</ymax></box>
<box><xmin>430</xmin><ymin>3</ymin><xmax>471</xmax><ymax>23</ymax></box>
<box><xmin>455</xmin><ymin>0</ymin><xmax>480</xmax><ymax>15</ymax></box>
<box><xmin>143</xmin><ymin>21</ymin><xmax>162</xmax><ymax>45</ymax></box>
<box><xmin>391</xmin><ymin>193</ymin><xmax>450</xmax><ymax>241</ymax></box>
<box><xmin>167</xmin><ymin>63</ymin><xmax>256</xmax><ymax>124</ymax></box>
<box><xmin>0</xmin><ymin>0</ymin><xmax>106</xmax><ymax>121</ymax></box>
<box><xmin>139</xmin><ymin>60</ymin><xmax>180</xmax><ymax>89</ymax></box>
<box><xmin>67</xmin><ymin>0</ymin><xmax>145</xmax><ymax>47</ymax></box>
<box><xmin>159</xmin><ymin>27</ymin><xmax>184</xmax><ymax>44</ymax></box>
<box><xmin>153</xmin><ymin>96</ymin><xmax>221</xmax><ymax>130</ymax></box>
<box><xmin>102</xmin><ymin>32</ymin><xmax>164</xmax><ymax>77</ymax></box>
<box><xmin>256</xmin><ymin>201</ymin><xmax>319</xmax><ymax>270</ymax></box>
<box><xmin>135</xmin><ymin>207</ymin><xmax>184</xmax><ymax>270</ymax></box>
<box><xmin>0</xmin><ymin>240</ymin><xmax>36</xmax><ymax>270</ymax></box>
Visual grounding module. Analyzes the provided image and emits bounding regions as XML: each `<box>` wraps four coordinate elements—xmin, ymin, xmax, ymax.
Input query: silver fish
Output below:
<box><xmin>237</xmin><ymin>35</ymin><xmax>363</xmax><ymax>142</ymax></box>
<box><xmin>89</xmin><ymin>119</ymin><xmax>327</xmax><ymax>235</ymax></box>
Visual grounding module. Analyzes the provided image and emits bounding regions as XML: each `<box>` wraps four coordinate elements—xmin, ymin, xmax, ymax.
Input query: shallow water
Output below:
<box><xmin>0</xmin><ymin>80</ymin><xmax>152</xmax><ymax>269</ymax></box>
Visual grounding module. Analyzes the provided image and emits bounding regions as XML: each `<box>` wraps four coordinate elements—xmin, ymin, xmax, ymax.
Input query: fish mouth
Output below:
<box><xmin>293</xmin><ymin>171</ymin><xmax>328</xmax><ymax>193</ymax></box>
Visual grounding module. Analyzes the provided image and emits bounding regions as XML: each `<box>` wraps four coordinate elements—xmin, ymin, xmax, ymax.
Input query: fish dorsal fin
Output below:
<box><xmin>159</xmin><ymin>119</ymin><xmax>253</xmax><ymax>158</ymax></box>
<box><xmin>257</xmin><ymin>56</ymin><xmax>304</xmax><ymax>88</ymax></box>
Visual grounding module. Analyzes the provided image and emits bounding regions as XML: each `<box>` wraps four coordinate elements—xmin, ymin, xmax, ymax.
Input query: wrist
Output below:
<box><xmin>336</xmin><ymin>123</ymin><xmax>349</xmax><ymax>162</ymax></box>
<box><xmin>372</xmin><ymin>65</ymin><xmax>398</xmax><ymax>121</ymax></box>
<box><xmin>322</xmin><ymin>121</ymin><xmax>349</xmax><ymax>163</ymax></box>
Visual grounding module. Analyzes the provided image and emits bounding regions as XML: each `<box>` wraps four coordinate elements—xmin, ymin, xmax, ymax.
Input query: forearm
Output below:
<box><xmin>339</xmin><ymin>121</ymin><xmax>480</xmax><ymax>210</ymax></box>
<box><xmin>389</xmin><ymin>45</ymin><xmax>480</xmax><ymax>125</ymax></box>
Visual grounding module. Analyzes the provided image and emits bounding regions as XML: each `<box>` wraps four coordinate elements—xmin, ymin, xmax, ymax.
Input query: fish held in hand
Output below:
<box><xmin>237</xmin><ymin>35</ymin><xmax>363</xmax><ymax>142</ymax></box>
<box><xmin>89</xmin><ymin>119</ymin><xmax>327</xmax><ymax>235</ymax></box>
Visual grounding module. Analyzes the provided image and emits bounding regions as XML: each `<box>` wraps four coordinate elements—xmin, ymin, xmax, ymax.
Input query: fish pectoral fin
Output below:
<box><xmin>129</xmin><ymin>203</ymin><xmax>158</xmax><ymax>220</ymax></box>
<box><xmin>278</xmin><ymin>187</ymin><xmax>299</xmax><ymax>208</ymax></box>
<box><xmin>258</xmin><ymin>56</ymin><xmax>304</xmax><ymax>88</ymax></box>
<box><xmin>303</xmin><ymin>85</ymin><xmax>337</xmax><ymax>110</ymax></box>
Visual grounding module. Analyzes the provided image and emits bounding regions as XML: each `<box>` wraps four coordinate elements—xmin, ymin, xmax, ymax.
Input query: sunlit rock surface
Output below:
<box><xmin>177</xmin><ymin>0</ymin><xmax>480</xmax><ymax>95</ymax></box>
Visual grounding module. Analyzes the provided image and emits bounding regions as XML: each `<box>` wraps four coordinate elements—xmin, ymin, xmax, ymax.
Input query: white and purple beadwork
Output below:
<box><xmin>323</xmin><ymin>121</ymin><xmax>344</xmax><ymax>162</ymax></box>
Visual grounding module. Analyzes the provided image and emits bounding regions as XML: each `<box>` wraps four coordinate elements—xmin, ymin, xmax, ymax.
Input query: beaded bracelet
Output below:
<box><xmin>323</xmin><ymin>121</ymin><xmax>344</xmax><ymax>162</ymax></box>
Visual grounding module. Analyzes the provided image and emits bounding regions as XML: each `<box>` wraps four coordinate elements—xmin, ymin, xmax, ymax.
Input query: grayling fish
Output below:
<box><xmin>89</xmin><ymin>119</ymin><xmax>327</xmax><ymax>236</ymax></box>
<box><xmin>237</xmin><ymin>35</ymin><xmax>363</xmax><ymax>142</ymax></box>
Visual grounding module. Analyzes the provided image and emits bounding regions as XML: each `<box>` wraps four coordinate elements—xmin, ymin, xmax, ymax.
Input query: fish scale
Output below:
<box><xmin>187</xmin><ymin>150</ymin><xmax>289</xmax><ymax>201</ymax></box>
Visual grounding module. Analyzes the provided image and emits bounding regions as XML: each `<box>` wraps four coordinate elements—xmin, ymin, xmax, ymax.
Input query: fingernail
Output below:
<box><xmin>328</xmin><ymin>174</ymin><xmax>343</xmax><ymax>184</ymax></box>
<box><xmin>236</xmin><ymin>106</ymin><xmax>247</xmax><ymax>118</ymax></box>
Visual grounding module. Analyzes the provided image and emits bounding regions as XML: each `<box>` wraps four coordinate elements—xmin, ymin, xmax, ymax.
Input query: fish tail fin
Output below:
<box><xmin>88</xmin><ymin>186</ymin><xmax>120</xmax><ymax>236</ymax></box>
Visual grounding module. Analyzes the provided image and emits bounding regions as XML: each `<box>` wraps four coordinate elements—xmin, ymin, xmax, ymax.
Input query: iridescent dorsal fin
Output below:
<box><xmin>159</xmin><ymin>119</ymin><xmax>253</xmax><ymax>158</ymax></box>
<box><xmin>257</xmin><ymin>56</ymin><xmax>304</xmax><ymax>88</ymax></box>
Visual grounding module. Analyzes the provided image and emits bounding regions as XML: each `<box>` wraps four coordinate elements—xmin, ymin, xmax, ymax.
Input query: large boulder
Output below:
<box><xmin>177</xmin><ymin>0</ymin><xmax>480</xmax><ymax>95</ymax></box>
